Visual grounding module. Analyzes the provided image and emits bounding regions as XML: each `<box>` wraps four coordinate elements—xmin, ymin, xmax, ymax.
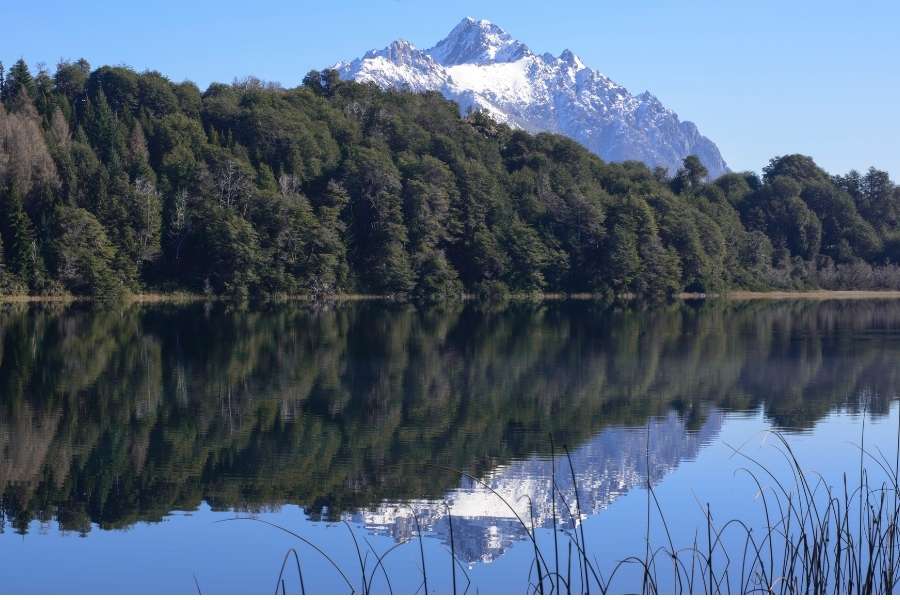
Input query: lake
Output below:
<box><xmin>2</xmin><ymin>299</ymin><xmax>900</xmax><ymax>593</ymax></box>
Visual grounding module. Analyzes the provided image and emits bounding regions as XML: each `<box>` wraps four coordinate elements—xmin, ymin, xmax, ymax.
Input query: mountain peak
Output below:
<box><xmin>334</xmin><ymin>18</ymin><xmax>729</xmax><ymax>177</ymax></box>
<box><xmin>427</xmin><ymin>17</ymin><xmax>530</xmax><ymax>66</ymax></box>
<box><xmin>380</xmin><ymin>39</ymin><xmax>426</xmax><ymax>64</ymax></box>
<box><xmin>559</xmin><ymin>49</ymin><xmax>585</xmax><ymax>70</ymax></box>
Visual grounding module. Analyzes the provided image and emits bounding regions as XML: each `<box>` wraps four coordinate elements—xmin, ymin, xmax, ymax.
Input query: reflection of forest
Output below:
<box><xmin>1</xmin><ymin>300</ymin><xmax>899</xmax><ymax>534</ymax></box>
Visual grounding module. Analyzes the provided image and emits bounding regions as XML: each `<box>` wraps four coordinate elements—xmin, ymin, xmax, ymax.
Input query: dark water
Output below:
<box><xmin>2</xmin><ymin>299</ymin><xmax>900</xmax><ymax>593</ymax></box>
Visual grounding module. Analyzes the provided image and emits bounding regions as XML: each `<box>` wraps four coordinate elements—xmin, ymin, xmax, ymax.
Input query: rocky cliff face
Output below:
<box><xmin>334</xmin><ymin>17</ymin><xmax>729</xmax><ymax>177</ymax></box>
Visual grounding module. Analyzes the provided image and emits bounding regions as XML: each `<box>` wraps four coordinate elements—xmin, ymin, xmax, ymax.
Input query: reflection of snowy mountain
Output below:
<box><xmin>355</xmin><ymin>410</ymin><xmax>724</xmax><ymax>563</ymax></box>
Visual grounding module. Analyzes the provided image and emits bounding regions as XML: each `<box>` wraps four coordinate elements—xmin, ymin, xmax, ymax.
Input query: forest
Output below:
<box><xmin>1</xmin><ymin>58</ymin><xmax>899</xmax><ymax>300</ymax></box>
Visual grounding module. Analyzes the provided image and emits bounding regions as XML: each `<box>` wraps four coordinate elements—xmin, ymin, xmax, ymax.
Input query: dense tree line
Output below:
<box><xmin>3</xmin><ymin>300</ymin><xmax>900</xmax><ymax>533</ymax></box>
<box><xmin>1</xmin><ymin>58</ymin><xmax>899</xmax><ymax>299</ymax></box>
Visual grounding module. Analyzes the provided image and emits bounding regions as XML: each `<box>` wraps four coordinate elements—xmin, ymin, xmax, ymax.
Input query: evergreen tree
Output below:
<box><xmin>203</xmin><ymin>209</ymin><xmax>262</xmax><ymax>298</ymax></box>
<box><xmin>0</xmin><ymin>190</ymin><xmax>45</xmax><ymax>289</ymax></box>
<box><xmin>0</xmin><ymin>230</ymin><xmax>9</xmax><ymax>292</ymax></box>
<box><xmin>3</xmin><ymin>59</ymin><xmax>34</xmax><ymax>103</ymax></box>
<box><xmin>309</xmin><ymin>180</ymin><xmax>350</xmax><ymax>292</ymax></box>
<box><xmin>346</xmin><ymin>148</ymin><xmax>415</xmax><ymax>294</ymax></box>
<box><xmin>671</xmin><ymin>155</ymin><xmax>709</xmax><ymax>193</ymax></box>
<box><xmin>53</xmin><ymin>59</ymin><xmax>90</xmax><ymax>101</ymax></box>
<box><xmin>50</xmin><ymin>206</ymin><xmax>122</xmax><ymax>297</ymax></box>
<box><xmin>32</xmin><ymin>65</ymin><xmax>54</xmax><ymax>117</ymax></box>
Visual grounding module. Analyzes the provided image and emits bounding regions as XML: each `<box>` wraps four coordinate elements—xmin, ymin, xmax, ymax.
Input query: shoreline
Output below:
<box><xmin>722</xmin><ymin>289</ymin><xmax>900</xmax><ymax>300</ymax></box>
<box><xmin>3</xmin><ymin>289</ymin><xmax>900</xmax><ymax>304</ymax></box>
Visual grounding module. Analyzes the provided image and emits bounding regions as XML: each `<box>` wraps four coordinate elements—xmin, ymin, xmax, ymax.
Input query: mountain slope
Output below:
<box><xmin>334</xmin><ymin>17</ymin><xmax>729</xmax><ymax>177</ymax></box>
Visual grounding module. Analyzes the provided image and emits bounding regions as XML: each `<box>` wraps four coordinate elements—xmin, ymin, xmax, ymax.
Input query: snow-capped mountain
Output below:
<box><xmin>333</xmin><ymin>17</ymin><xmax>728</xmax><ymax>177</ymax></box>
<box><xmin>354</xmin><ymin>410</ymin><xmax>724</xmax><ymax>564</ymax></box>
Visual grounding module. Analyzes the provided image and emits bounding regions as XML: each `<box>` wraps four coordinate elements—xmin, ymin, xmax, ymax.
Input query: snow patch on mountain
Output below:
<box><xmin>428</xmin><ymin>18</ymin><xmax>529</xmax><ymax>66</ymax></box>
<box><xmin>333</xmin><ymin>17</ymin><xmax>728</xmax><ymax>177</ymax></box>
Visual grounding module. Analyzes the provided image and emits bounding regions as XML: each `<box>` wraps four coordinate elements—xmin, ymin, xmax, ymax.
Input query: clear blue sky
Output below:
<box><xmin>4</xmin><ymin>0</ymin><xmax>899</xmax><ymax>176</ymax></box>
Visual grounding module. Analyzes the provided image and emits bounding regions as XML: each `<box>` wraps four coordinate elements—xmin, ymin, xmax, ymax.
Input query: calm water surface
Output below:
<box><xmin>2</xmin><ymin>299</ymin><xmax>900</xmax><ymax>593</ymax></box>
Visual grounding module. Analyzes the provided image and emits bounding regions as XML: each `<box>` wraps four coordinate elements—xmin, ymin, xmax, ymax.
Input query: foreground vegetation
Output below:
<box><xmin>1</xmin><ymin>58</ymin><xmax>900</xmax><ymax>300</ymax></box>
<box><xmin>253</xmin><ymin>425</ymin><xmax>900</xmax><ymax>595</ymax></box>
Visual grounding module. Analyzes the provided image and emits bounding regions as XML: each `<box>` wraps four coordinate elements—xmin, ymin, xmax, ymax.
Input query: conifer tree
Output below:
<box><xmin>5</xmin><ymin>59</ymin><xmax>35</xmax><ymax>102</ymax></box>
<box><xmin>309</xmin><ymin>180</ymin><xmax>350</xmax><ymax>292</ymax></box>
<box><xmin>0</xmin><ymin>230</ymin><xmax>6</xmax><ymax>289</ymax></box>
<box><xmin>346</xmin><ymin>148</ymin><xmax>415</xmax><ymax>294</ymax></box>
<box><xmin>0</xmin><ymin>189</ymin><xmax>44</xmax><ymax>288</ymax></box>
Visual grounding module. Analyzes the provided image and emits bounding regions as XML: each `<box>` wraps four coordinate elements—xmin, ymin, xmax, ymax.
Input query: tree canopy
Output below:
<box><xmin>1</xmin><ymin>58</ymin><xmax>899</xmax><ymax>299</ymax></box>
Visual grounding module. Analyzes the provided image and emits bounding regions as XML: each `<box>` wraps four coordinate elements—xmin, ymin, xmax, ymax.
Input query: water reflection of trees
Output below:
<box><xmin>2</xmin><ymin>299</ymin><xmax>899</xmax><ymax>534</ymax></box>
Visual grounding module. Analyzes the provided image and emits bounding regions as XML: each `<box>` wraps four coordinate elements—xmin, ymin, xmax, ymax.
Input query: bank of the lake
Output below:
<box><xmin>3</xmin><ymin>289</ymin><xmax>900</xmax><ymax>304</ymax></box>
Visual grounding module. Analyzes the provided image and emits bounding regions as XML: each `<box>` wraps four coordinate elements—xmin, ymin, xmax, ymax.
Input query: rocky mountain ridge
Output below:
<box><xmin>334</xmin><ymin>17</ymin><xmax>729</xmax><ymax>177</ymax></box>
